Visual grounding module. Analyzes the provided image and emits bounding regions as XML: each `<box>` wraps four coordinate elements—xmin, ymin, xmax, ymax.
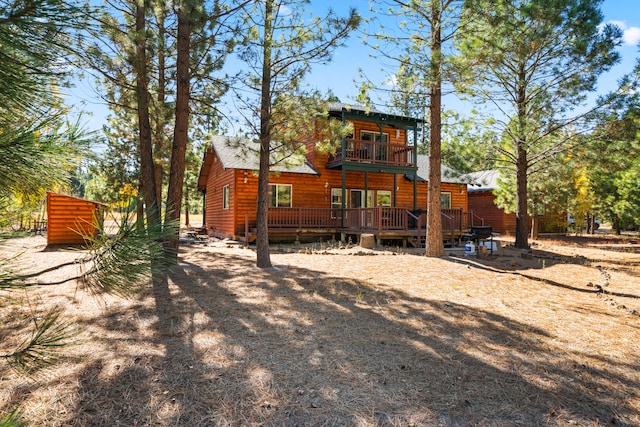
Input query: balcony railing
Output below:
<box><xmin>327</xmin><ymin>138</ymin><xmax>415</xmax><ymax>168</ymax></box>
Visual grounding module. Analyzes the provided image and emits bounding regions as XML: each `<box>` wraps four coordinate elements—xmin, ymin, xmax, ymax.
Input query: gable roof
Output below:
<box><xmin>197</xmin><ymin>135</ymin><xmax>319</xmax><ymax>190</ymax></box>
<box><xmin>407</xmin><ymin>155</ymin><xmax>468</xmax><ymax>184</ymax></box>
<box><xmin>465</xmin><ymin>170</ymin><xmax>500</xmax><ymax>191</ymax></box>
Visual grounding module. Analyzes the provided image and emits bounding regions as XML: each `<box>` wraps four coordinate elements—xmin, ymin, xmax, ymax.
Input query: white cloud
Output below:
<box><xmin>605</xmin><ymin>20</ymin><xmax>640</xmax><ymax>46</ymax></box>
<box><xmin>623</xmin><ymin>26</ymin><xmax>640</xmax><ymax>46</ymax></box>
<box><xmin>608</xmin><ymin>20</ymin><xmax>627</xmax><ymax>31</ymax></box>
<box><xmin>279</xmin><ymin>5</ymin><xmax>292</xmax><ymax>17</ymax></box>
<box><xmin>383</xmin><ymin>74</ymin><xmax>397</xmax><ymax>87</ymax></box>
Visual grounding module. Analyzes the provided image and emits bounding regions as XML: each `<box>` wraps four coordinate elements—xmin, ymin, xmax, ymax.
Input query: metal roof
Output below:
<box><xmin>407</xmin><ymin>155</ymin><xmax>468</xmax><ymax>184</ymax></box>
<box><xmin>328</xmin><ymin>102</ymin><xmax>424</xmax><ymax>127</ymax></box>
<box><xmin>465</xmin><ymin>170</ymin><xmax>500</xmax><ymax>191</ymax></box>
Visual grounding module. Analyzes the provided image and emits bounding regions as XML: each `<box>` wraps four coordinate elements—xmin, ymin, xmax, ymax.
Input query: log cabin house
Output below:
<box><xmin>197</xmin><ymin>104</ymin><xmax>483</xmax><ymax>246</ymax></box>
<box><xmin>467</xmin><ymin>170</ymin><xmax>567</xmax><ymax>236</ymax></box>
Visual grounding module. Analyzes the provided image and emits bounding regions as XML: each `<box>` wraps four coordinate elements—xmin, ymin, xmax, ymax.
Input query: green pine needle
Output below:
<box><xmin>3</xmin><ymin>306</ymin><xmax>76</xmax><ymax>376</ymax></box>
<box><xmin>0</xmin><ymin>407</ymin><xmax>27</xmax><ymax>427</ymax></box>
<box><xmin>79</xmin><ymin>208</ymin><xmax>177</xmax><ymax>297</ymax></box>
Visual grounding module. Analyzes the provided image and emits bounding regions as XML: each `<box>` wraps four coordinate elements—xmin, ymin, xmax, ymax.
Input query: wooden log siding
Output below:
<box><xmin>208</xmin><ymin>161</ymin><xmax>470</xmax><ymax>239</ymax></box>
<box><xmin>199</xmin><ymin>117</ymin><xmax>472</xmax><ymax>240</ymax></box>
<box><xmin>203</xmin><ymin>151</ymin><xmax>237</xmax><ymax>237</ymax></box>
<box><xmin>468</xmin><ymin>190</ymin><xmax>515</xmax><ymax>235</ymax></box>
<box><xmin>47</xmin><ymin>192</ymin><xmax>106</xmax><ymax>245</ymax></box>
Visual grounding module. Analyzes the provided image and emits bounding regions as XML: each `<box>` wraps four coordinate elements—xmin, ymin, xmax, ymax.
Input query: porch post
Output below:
<box><xmin>365</xmin><ymin>171</ymin><xmax>369</xmax><ymax>207</ymax></box>
<box><xmin>341</xmin><ymin>108</ymin><xmax>347</xmax><ymax>231</ymax></box>
<box><xmin>341</xmin><ymin>165</ymin><xmax>347</xmax><ymax>222</ymax></box>
<box><xmin>393</xmin><ymin>174</ymin><xmax>397</xmax><ymax>206</ymax></box>
<box><xmin>377</xmin><ymin>121</ymin><xmax>385</xmax><ymax>160</ymax></box>
<box><xmin>413</xmin><ymin>173</ymin><xmax>417</xmax><ymax>211</ymax></box>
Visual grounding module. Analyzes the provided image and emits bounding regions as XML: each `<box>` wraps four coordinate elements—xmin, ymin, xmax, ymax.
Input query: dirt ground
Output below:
<box><xmin>1</xmin><ymin>233</ymin><xmax>639</xmax><ymax>426</ymax></box>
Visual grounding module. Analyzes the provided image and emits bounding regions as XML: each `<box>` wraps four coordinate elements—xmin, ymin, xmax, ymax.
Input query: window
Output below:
<box><xmin>268</xmin><ymin>184</ymin><xmax>292</xmax><ymax>207</ymax></box>
<box><xmin>223</xmin><ymin>185</ymin><xmax>229</xmax><ymax>210</ymax></box>
<box><xmin>331</xmin><ymin>188</ymin><xmax>343</xmax><ymax>210</ymax></box>
<box><xmin>361</xmin><ymin>130</ymin><xmax>389</xmax><ymax>142</ymax></box>
<box><xmin>440</xmin><ymin>192</ymin><xmax>452</xmax><ymax>210</ymax></box>
<box><xmin>377</xmin><ymin>190</ymin><xmax>392</xmax><ymax>206</ymax></box>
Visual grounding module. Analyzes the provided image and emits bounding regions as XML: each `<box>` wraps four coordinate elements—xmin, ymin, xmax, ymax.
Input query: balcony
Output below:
<box><xmin>327</xmin><ymin>138</ymin><xmax>416</xmax><ymax>169</ymax></box>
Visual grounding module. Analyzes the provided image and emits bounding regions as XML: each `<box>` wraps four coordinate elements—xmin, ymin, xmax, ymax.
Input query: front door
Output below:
<box><xmin>350</xmin><ymin>189</ymin><xmax>364</xmax><ymax>208</ymax></box>
<box><xmin>350</xmin><ymin>190</ymin><xmax>375</xmax><ymax>228</ymax></box>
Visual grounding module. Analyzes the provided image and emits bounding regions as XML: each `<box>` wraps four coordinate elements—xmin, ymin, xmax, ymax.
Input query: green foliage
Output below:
<box><xmin>1</xmin><ymin>306</ymin><xmax>76</xmax><ymax>376</ymax></box>
<box><xmin>1</xmin><ymin>0</ymin><xmax>92</xmax><ymax>229</ymax></box>
<box><xmin>0</xmin><ymin>0</ymin><xmax>86</xmax><ymax>114</ymax></box>
<box><xmin>235</xmin><ymin>0</ymin><xmax>359</xmax><ymax>267</ymax></box>
<box><xmin>0</xmin><ymin>117</ymin><xmax>91</xmax><ymax>198</ymax></box>
<box><xmin>581</xmin><ymin>77</ymin><xmax>640</xmax><ymax>230</ymax></box>
<box><xmin>80</xmin><ymin>208</ymin><xmax>177</xmax><ymax>296</ymax></box>
<box><xmin>235</xmin><ymin>0</ymin><xmax>361</xmax><ymax>131</ymax></box>
<box><xmin>0</xmin><ymin>407</ymin><xmax>27</xmax><ymax>427</ymax></box>
<box><xmin>455</xmin><ymin>0</ymin><xmax>621</xmax><ymax>247</ymax></box>
<box><xmin>441</xmin><ymin>112</ymin><xmax>497</xmax><ymax>173</ymax></box>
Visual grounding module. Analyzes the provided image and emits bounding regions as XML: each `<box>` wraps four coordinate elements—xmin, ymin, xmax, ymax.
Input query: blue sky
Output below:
<box><xmin>68</xmin><ymin>0</ymin><xmax>640</xmax><ymax>133</ymax></box>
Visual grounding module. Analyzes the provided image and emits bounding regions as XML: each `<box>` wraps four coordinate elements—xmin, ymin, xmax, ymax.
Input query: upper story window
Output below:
<box><xmin>360</xmin><ymin>130</ymin><xmax>389</xmax><ymax>143</ymax></box>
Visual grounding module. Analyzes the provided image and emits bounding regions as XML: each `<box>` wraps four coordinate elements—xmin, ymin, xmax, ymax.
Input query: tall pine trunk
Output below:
<box><xmin>515</xmin><ymin>66</ymin><xmax>529</xmax><ymax>249</ymax></box>
<box><xmin>515</xmin><ymin>143</ymin><xmax>529</xmax><ymax>248</ymax></box>
<box><xmin>256</xmin><ymin>0</ymin><xmax>274</xmax><ymax>269</ymax></box>
<box><xmin>425</xmin><ymin>2</ymin><xmax>444</xmax><ymax>257</ymax></box>
<box><xmin>135</xmin><ymin>0</ymin><xmax>158</xmax><ymax>227</ymax></box>
<box><xmin>164</xmin><ymin>0</ymin><xmax>191</xmax><ymax>260</ymax></box>
<box><xmin>154</xmin><ymin>10</ymin><xmax>167</xmax><ymax>215</ymax></box>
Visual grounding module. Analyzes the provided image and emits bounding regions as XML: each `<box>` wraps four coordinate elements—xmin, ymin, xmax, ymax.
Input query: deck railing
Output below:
<box><xmin>264</xmin><ymin>206</ymin><xmax>411</xmax><ymax>231</ymax></box>
<box><xmin>267</xmin><ymin>207</ymin><xmax>341</xmax><ymax>228</ymax></box>
<box><xmin>328</xmin><ymin>138</ymin><xmax>415</xmax><ymax>167</ymax></box>
<box><xmin>244</xmin><ymin>206</ymin><xmax>477</xmax><ymax>242</ymax></box>
<box><xmin>441</xmin><ymin>208</ymin><xmax>484</xmax><ymax>231</ymax></box>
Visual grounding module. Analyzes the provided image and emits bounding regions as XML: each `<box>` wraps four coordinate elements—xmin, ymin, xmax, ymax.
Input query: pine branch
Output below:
<box><xmin>0</xmin><ymin>407</ymin><xmax>27</xmax><ymax>427</ymax></box>
<box><xmin>0</xmin><ymin>306</ymin><xmax>76</xmax><ymax>376</ymax></box>
<box><xmin>78</xmin><ymin>210</ymin><xmax>176</xmax><ymax>297</ymax></box>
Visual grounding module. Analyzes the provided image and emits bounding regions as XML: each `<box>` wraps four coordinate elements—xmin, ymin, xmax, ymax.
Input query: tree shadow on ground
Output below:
<box><xmin>8</xmin><ymin>245</ymin><xmax>638</xmax><ymax>426</ymax></box>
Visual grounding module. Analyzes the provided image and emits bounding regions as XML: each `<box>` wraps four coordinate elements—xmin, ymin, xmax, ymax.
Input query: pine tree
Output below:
<box><xmin>235</xmin><ymin>0</ymin><xmax>359</xmax><ymax>268</ymax></box>
<box><xmin>456</xmin><ymin>0</ymin><xmax>621</xmax><ymax>248</ymax></box>
<box><xmin>84</xmin><ymin>0</ymin><xmax>241</xmax><ymax>258</ymax></box>
<box><xmin>369</xmin><ymin>0</ymin><xmax>464</xmax><ymax>257</ymax></box>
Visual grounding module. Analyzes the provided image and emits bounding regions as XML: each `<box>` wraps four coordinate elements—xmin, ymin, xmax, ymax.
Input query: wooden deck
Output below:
<box><xmin>244</xmin><ymin>207</ymin><xmax>484</xmax><ymax>247</ymax></box>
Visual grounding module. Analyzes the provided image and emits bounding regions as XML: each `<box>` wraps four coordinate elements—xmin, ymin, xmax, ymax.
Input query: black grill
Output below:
<box><xmin>464</xmin><ymin>225</ymin><xmax>494</xmax><ymax>255</ymax></box>
<box><xmin>470</xmin><ymin>226</ymin><xmax>493</xmax><ymax>240</ymax></box>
